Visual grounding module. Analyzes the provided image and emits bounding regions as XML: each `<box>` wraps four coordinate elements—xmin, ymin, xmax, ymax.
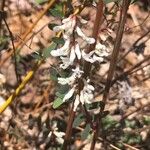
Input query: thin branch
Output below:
<box><xmin>102</xmin><ymin>0</ymin><xmax>131</xmax><ymax>105</ymax></box>
<box><xmin>91</xmin><ymin>0</ymin><xmax>131</xmax><ymax>149</ymax></box>
<box><xmin>118</xmin><ymin>29</ymin><xmax>150</xmax><ymax>63</ymax></box>
<box><xmin>3</xmin><ymin>18</ymin><xmax>21</xmax><ymax>83</ymax></box>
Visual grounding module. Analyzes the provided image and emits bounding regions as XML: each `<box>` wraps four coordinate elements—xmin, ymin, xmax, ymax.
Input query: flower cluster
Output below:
<box><xmin>50</xmin><ymin>14</ymin><xmax>110</xmax><ymax>111</ymax></box>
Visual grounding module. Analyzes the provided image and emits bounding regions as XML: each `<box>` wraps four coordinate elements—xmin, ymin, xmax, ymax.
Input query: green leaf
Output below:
<box><xmin>35</xmin><ymin>0</ymin><xmax>47</xmax><ymax>4</ymax></box>
<box><xmin>143</xmin><ymin>116</ymin><xmax>150</xmax><ymax>125</ymax></box>
<box><xmin>73</xmin><ymin>114</ymin><xmax>85</xmax><ymax>127</ymax></box>
<box><xmin>55</xmin><ymin>92</ymin><xmax>65</xmax><ymax>99</ymax></box>
<box><xmin>43</xmin><ymin>43</ymin><xmax>57</xmax><ymax>58</ymax></box>
<box><xmin>32</xmin><ymin>52</ymin><xmax>42</xmax><ymax>60</ymax></box>
<box><xmin>104</xmin><ymin>0</ymin><xmax>122</xmax><ymax>4</ymax></box>
<box><xmin>50</xmin><ymin>67</ymin><xmax>59</xmax><ymax>81</ymax></box>
<box><xmin>52</xmin><ymin>37</ymin><xmax>65</xmax><ymax>45</ymax></box>
<box><xmin>53</xmin><ymin>97</ymin><xmax>64</xmax><ymax>109</ymax></box>
<box><xmin>81</xmin><ymin>124</ymin><xmax>91</xmax><ymax>140</ymax></box>
<box><xmin>125</xmin><ymin>120</ymin><xmax>136</xmax><ymax>128</ymax></box>
<box><xmin>48</xmin><ymin>23</ymin><xmax>58</xmax><ymax>30</ymax></box>
<box><xmin>49</xmin><ymin>9</ymin><xmax>64</xmax><ymax>18</ymax></box>
<box><xmin>102</xmin><ymin>115</ymin><xmax>117</xmax><ymax>130</ymax></box>
<box><xmin>57</xmin><ymin>85</ymin><xmax>70</xmax><ymax>94</ymax></box>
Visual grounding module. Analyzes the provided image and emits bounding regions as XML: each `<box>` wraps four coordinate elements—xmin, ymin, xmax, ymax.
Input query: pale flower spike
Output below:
<box><xmin>51</xmin><ymin>13</ymin><xmax>110</xmax><ymax>111</ymax></box>
<box><xmin>82</xmin><ymin>42</ymin><xmax>110</xmax><ymax>63</ymax></box>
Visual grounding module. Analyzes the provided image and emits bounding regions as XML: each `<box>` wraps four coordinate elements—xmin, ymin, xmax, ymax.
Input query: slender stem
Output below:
<box><xmin>86</xmin><ymin>1</ymin><xmax>104</xmax><ymax>150</ymax></box>
<box><xmin>112</xmin><ymin>55</ymin><xmax>150</xmax><ymax>85</ymax></box>
<box><xmin>102</xmin><ymin>0</ymin><xmax>131</xmax><ymax>105</ymax></box>
<box><xmin>91</xmin><ymin>0</ymin><xmax>131</xmax><ymax>149</ymax></box>
<box><xmin>3</xmin><ymin>18</ymin><xmax>21</xmax><ymax>83</ymax></box>
<box><xmin>84</xmin><ymin>0</ymin><xmax>104</xmax><ymax>78</ymax></box>
<box><xmin>62</xmin><ymin>105</ymin><xmax>76</xmax><ymax>150</ymax></box>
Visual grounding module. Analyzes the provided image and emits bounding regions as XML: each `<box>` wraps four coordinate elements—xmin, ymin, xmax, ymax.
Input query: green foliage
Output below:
<box><xmin>35</xmin><ymin>0</ymin><xmax>48</xmax><ymax>4</ymax></box>
<box><xmin>43</xmin><ymin>43</ymin><xmax>57</xmax><ymax>58</ymax></box>
<box><xmin>73</xmin><ymin>114</ymin><xmax>85</xmax><ymax>127</ymax></box>
<box><xmin>53</xmin><ymin>85</ymin><xmax>70</xmax><ymax>109</ymax></box>
<box><xmin>53</xmin><ymin>97</ymin><xmax>64</xmax><ymax>109</ymax></box>
<box><xmin>81</xmin><ymin>124</ymin><xmax>91</xmax><ymax>140</ymax></box>
<box><xmin>49</xmin><ymin>4</ymin><xmax>64</xmax><ymax>18</ymax></box>
<box><xmin>50</xmin><ymin>67</ymin><xmax>59</xmax><ymax>81</ymax></box>
<box><xmin>102</xmin><ymin>115</ymin><xmax>118</xmax><ymax>130</ymax></box>
<box><xmin>103</xmin><ymin>0</ymin><xmax>122</xmax><ymax>4</ymax></box>
<box><xmin>125</xmin><ymin>120</ymin><xmax>136</xmax><ymax>129</ymax></box>
<box><xmin>48</xmin><ymin>23</ymin><xmax>58</xmax><ymax>30</ymax></box>
<box><xmin>52</xmin><ymin>37</ymin><xmax>65</xmax><ymax>45</ymax></box>
<box><xmin>121</xmin><ymin>133</ymin><xmax>142</xmax><ymax>145</ymax></box>
<box><xmin>0</xmin><ymin>36</ymin><xmax>9</xmax><ymax>50</ymax></box>
<box><xmin>143</xmin><ymin>116</ymin><xmax>150</xmax><ymax>125</ymax></box>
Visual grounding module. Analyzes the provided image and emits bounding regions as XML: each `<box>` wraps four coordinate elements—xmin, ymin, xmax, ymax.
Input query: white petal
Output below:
<box><xmin>80</xmin><ymin>18</ymin><xmax>88</xmax><ymax>24</ymax></box>
<box><xmin>76</xmin><ymin>27</ymin><xmax>95</xmax><ymax>44</ymax></box>
<box><xmin>60</xmin><ymin>57</ymin><xmax>73</xmax><ymax>69</ymax></box>
<box><xmin>80</xmin><ymin>90</ymin><xmax>84</xmax><ymax>105</ymax></box>
<box><xmin>82</xmin><ymin>51</ymin><xmax>95</xmax><ymax>63</ymax></box>
<box><xmin>87</xmin><ymin>84</ymin><xmax>95</xmax><ymax>91</ymax></box>
<box><xmin>63</xmin><ymin>87</ymin><xmax>75</xmax><ymax>102</ymax></box>
<box><xmin>85</xmin><ymin>37</ymin><xmax>95</xmax><ymax>44</ymax></box>
<box><xmin>51</xmin><ymin>39</ymin><xmax>70</xmax><ymax>57</ymax></box>
<box><xmin>58</xmin><ymin>77</ymin><xmax>69</xmax><ymax>85</ymax></box>
<box><xmin>70</xmin><ymin>46</ymin><xmax>76</xmax><ymax>62</ymax></box>
<box><xmin>93</xmin><ymin>55</ymin><xmax>104</xmax><ymax>62</ymax></box>
<box><xmin>76</xmin><ymin>26</ymin><xmax>86</xmax><ymax>39</ymax></box>
<box><xmin>56</xmin><ymin>137</ymin><xmax>64</xmax><ymax>144</ymax></box>
<box><xmin>73</xmin><ymin>94</ymin><xmax>80</xmax><ymax>111</ymax></box>
<box><xmin>54</xmin><ymin>131</ymin><xmax>65</xmax><ymax>138</ymax></box>
<box><xmin>75</xmin><ymin>43</ymin><xmax>81</xmax><ymax>60</ymax></box>
<box><xmin>53</xmin><ymin>24</ymin><xmax>66</xmax><ymax>32</ymax></box>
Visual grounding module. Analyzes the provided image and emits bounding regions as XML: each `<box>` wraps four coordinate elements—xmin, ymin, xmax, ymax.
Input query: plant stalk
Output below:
<box><xmin>91</xmin><ymin>0</ymin><xmax>131</xmax><ymax>149</ymax></box>
<box><xmin>84</xmin><ymin>0</ymin><xmax>104</xmax><ymax>78</ymax></box>
<box><xmin>62</xmin><ymin>105</ymin><xmax>76</xmax><ymax>150</ymax></box>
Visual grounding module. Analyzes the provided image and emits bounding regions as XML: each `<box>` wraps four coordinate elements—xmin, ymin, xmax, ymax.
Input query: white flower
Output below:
<box><xmin>80</xmin><ymin>79</ymin><xmax>94</xmax><ymax>104</ymax></box>
<box><xmin>73</xmin><ymin>94</ymin><xmax>80</xmax><ymax>111</ymax></box>
<box><xmin>53</xmin><ymin>42</ymin><xmax>81</xmax><ymax>69</ymax></box>
<box><xmin>60</xmin><ymin>57</ymin><xmax>73</xmax><ymax>69</ymax></box>
<box><xmin>53</xmin><ymin>15</ymin><xmax>76</xmax><ymax>36</ymax></box>
<box><xmin>82</xmin><ymin>50</ymin><xmax>95</xmax><ymax>63</ymax></box>
<box><xmin>51</xmin><ymin>38</ymin><xmax>70</xmax><ymax>57</ymax></box>
<box><xmin>48</xmin><ymin>122</ymin><xmax>65</xmax><ymax>144</ymax></box>
<box><xmin>58</xmin><ymin>66</ymin><xmax>83</xmax><ymax>85</ymax></box>
<box><xmin>76</xmin><ymin>26</ymin><xmax>95</xmax><ymax>44</ymax></box>
<box><xmin>73</xmin><ymin>79</ymin><xmax>95</xmax><ymax>111</ymax></box>
<box><xmin>63</xmin><ymin>86</ymin><xmax>75</xmax><ymax>102</ymax></box>
<box><xmin>82</xmin><ymin>42</ymin><xmax>109</xmax><ymax>63</ymax></box>
<box><xmin>95</xmin><ymin>43</ymin><xmax>109</xmax><ymax>57</ymax></box>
